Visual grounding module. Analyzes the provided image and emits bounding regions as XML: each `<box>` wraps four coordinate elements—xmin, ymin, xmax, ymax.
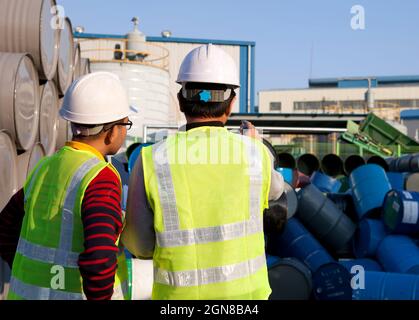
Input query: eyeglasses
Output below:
<box><xmin>105</xmin><ymin>120</ymin><xmax>133</xmax><ymax>131</ymax></box>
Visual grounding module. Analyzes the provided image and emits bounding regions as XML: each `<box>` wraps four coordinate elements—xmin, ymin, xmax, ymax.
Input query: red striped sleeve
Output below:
<box><xmin>78</xmin><ymin>166</ymin><xmax>123</xmax><ymax>301</ymax></box>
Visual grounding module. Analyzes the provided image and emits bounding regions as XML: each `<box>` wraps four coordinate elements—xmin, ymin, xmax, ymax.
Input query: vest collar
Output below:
<box><xmin>66</xmin><ymin>141</ymin><xmax>105</xmax><ymax>161</ymax></box>
<box><xmin>186</xmin><ymin>121</ymin><xmax>225</xmax><ymax>131</ymax></box>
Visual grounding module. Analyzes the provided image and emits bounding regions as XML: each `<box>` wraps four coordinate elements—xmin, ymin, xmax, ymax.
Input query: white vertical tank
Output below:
<box><xmin>88</xmin><ymin>18</ymin><xmax>170</xmax><ymax>148</ymax></box>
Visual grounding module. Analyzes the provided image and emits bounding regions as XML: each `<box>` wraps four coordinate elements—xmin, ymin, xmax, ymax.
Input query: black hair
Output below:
<box><xmin>178</xmin><ymin>82</ymin><xmax>236</xmax><ymax>119</ymax></box>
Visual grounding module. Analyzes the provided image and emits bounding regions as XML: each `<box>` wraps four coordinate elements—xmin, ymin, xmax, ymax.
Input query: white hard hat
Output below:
<box><xmin>177</xmin><ymin>44</ymin><xmax>240</xmax><ymax>88</ymax></box>
<box><xmin>60</xmin><ymin>72</ymin><xmax>138</xmax><ymax>125</ymax></box>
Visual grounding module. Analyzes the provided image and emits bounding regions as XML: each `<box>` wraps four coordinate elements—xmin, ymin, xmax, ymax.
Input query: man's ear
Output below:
<box><xmin>104</xmin><ymin>126</ymin><xmax>117</xmax><ymax>145</ymax></box>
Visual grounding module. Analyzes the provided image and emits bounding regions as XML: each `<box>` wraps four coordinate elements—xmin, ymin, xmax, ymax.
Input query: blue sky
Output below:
<box><xmin>60</xmin><ymin>0</ymin><xmax>419</xmax><ymax>93</ymax></box>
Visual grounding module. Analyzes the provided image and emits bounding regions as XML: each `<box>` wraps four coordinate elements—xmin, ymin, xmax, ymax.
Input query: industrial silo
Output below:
<box><xmin>79</xmin><ymin>18</ymin><xmax>171</xmax><ymax>148</ymax></box>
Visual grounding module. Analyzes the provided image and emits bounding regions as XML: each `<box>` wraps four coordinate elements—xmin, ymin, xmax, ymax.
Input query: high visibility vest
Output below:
<box><xmin>142</xmin><ymin>127</ymin><xmax>272</xmax><ymax>300</ymax></box>
<box><xmin>8</xmin><ymin>147</ymin><xmax>130</xmax><ymax>300</ymax></box>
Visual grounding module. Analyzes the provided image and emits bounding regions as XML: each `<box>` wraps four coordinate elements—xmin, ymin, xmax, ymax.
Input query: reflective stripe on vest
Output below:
<box><xmin>151</xmin><ymin>136</ymin><xmax>265</xmax><ymax>287</ymax></box>
<box><xmin>155</xmin><ymin>254</ymin><xmax>266</xmax><ymax>287</ymax></box>
<box><xmin>10</xmin><ymin>277</ymin><xmax>83</xmax><ymax>300</ymax></box>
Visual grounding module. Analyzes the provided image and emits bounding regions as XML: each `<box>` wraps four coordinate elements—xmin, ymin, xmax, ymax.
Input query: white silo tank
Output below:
<box><xmin>89</xmin><ymin>19</ymin><xmax>171</xmax><ymax>148</ymax></box>
<box><xmin>90</xmin><ymin>62</ymin><xmax>170</xmax><ymax>148</ymax></box>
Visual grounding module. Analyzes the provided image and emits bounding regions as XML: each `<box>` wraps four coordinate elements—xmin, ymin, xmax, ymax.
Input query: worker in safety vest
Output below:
<box><xmin>122</xmin><ymin>44</ymin><xmax>285</xmax><ymax>300</ymax></box>
<box><xmin>0</xmin><ymin>72</ymin><xmax>137</xmax><ymax>300</ymax></box>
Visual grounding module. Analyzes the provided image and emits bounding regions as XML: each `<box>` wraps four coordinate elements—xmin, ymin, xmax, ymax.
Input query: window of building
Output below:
<box><xmin>375</xmin><ymin>100</ymin><xmax>419</xmax><ymax>109</ymax></box>
<box><xmin>294</xmin><ymin>101</ymin><xmax>338</xmax><ymax>112</ymax></box>
<box><xmin>270</xmin><ymin>102</ymin><xmax>282</xmax><ymax>111</ymax></box>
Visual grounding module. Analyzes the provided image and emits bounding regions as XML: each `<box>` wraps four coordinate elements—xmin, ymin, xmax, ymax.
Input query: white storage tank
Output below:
<box><xmin>0</xmin><ymin>130</ymin><xmax>18</xmax><ymax>212</ymax></box>
<box><xmin>56</xmin><ymin>17</ymin><xmax>74</xmax><ymax>95</ymax></box>
<box><xmin>0</xmin><ymin>0</ymin><xmax>60</xmax><ymax>80</ymax></box>
<box><xmin>0</xmin><ymin>53</ymin><xmax>40</xmax><ymax>151</ymax></box>
<box><xmin>17</xmin><ymin>143</ymin><xmax>46</xmax><ymax>189</ymax></box>
<box><xmin>85</xmin><ymin>19</ymin><xmax>171</xmax><ymax>147</ymax></box>
<box><xmin>39</xmin><ymin>81</ymin><xmax>59</xmax><ymax>156</ymax></box>
<box><xmin>90</xmin><ymin>62</ymin><xmax>170</xmax><ymax>147</ymax></box>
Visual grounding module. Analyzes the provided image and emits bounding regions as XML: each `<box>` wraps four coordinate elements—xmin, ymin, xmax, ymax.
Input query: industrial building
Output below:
<box><xmin>259</xmin><ymin>76</ymin><xmax>419</xmax><ymax>121</ymax></box>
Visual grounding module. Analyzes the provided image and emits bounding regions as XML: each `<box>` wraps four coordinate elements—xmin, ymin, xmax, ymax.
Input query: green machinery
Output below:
<box><xmin>339</xmin><ymin>113</ymin><xmax>419</xmax><ymax>158</ymax></box>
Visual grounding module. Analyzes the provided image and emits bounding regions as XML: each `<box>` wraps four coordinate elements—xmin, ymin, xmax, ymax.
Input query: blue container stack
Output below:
<box><xmin>265</xmin><ymin>153</ymin><xmax>419</xmax><ymax>300</ymax></box>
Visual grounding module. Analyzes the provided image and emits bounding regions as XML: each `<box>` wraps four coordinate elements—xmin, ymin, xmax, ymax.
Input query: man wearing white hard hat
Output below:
<box><xmin>0</xmin><ymin>72</ymin><xmax>137</xmax><ymax>300</ymax></box>
<box><xmin>123</xmin><ymin>44</ymin><xmax>284</xmax><ymax>300</ymax></box>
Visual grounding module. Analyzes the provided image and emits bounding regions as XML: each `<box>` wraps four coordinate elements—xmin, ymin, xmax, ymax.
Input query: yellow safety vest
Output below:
<box><xmin>8</xmin><ymin>147</ymin><xmax>129</xmax><ymax>300</ymax></box>
<box><xmin>142</xmin><ymin>127</ymin><xmax>272</xmax><ymax>300</ymax></box>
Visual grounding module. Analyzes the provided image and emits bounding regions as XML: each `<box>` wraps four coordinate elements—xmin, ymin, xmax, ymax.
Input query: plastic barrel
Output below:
<box><xmin>39</xmin><ymin>81</ymin><xmax>59</xmax><ymax>156</ymax></box>
<box><xmin>56</xmin><ymin>18</ymin><xmax>74</xmax><ymax>95</ymax></box>
<box><xmin>267</xmin><ymin>218</ymin><xmax>334</xmax><ymax>273</ymax></box>
<box><xmin>349</xmin><ymin>164</ymin><xmax>392</xmax><ymax>219</ymax></box>
<box><xmin>339</xmin><ymin>259</ymin><xmax>383</xmax><ymax>272</ymax></box>
<box><xmin>268</xmin><ymin>257</ymin><xmax>313</xmax><ymax>300</ymax></box>
<box><xmin>312</xmin><ymin>263</ymin><xmax>352</xmax><ymax>300</ymax></box>
<box><xmin>310</xmin><ymin>171</ymin><xmax>342</xmax><ymax>193</ymax></box>
<box><xmin>391</xmin><ymin>154</ymin><xmax>419</xmax><ymax>173</ymax></box>
<box><xmin>284</xmin><ymin>182</ymin><xmax>298</xmax><ymax>219</ymax></box>
<box><xmin>321</xmin><ymin>154</ymin><xmax>344</xmax><ymax>177</ymax></box>
<box><xmin>0</xmin><ymin>131</ymin><xmax>18</xmax><ymax>212</ymax></box>
<box><xmin>377</xmin><ymin>235</ymin><xmax>419</xmax><ymax>274</ymax></box>
<box><xmin>406</xmin><ymin>173</ymin><xmax>419</xmax><ymax>192</ymax></box>
<box><xmin>17</xmin><ymin>143</ymin><xmax>46</xmax><ymax>189</ymax></box>
<box><xmin>326</xmin><ymin>193</ymin><xmax>357</xmax><ymax>222</ymax></box>
<box><xmin>277</xmin><ymin>153</ymin><xmax>296</xmax><ymax>169</ymax></box>
<box><xmin>128</xmin><ymin>143</ymin><xmax>153</xmax><ymax>174</ymax></box>
<box><xmin>276</xmin><ymin>167</ymin><xmax>293</xmax><ymax>185</ymax></box>
<box><xmin>353</xmin><ymin>219</ymin><xmax>387</xmax><ymax>258</ymax></box>
<box><xmin>0</xmin><ymin>0</ymin><xmax>59</xmax><ymax>80</ymax></box>
<box><xmin>0</xmin><ymin>52</ymin><xmax>40</xmax><ymax>151</ymax></box>
<box><xmin>344</xmin><ymin>155</ymin><xmax>366</xmax><ymax>176</ymax></box>
<box><xmin>352</xmin><ymin>271</ymin><xmax>419</xmax><ymax>300</ymax></box>
<box><xmin>297</xmin><ymin>184</ymin><xmax>356</xmax><ymax>252</ymax></box>
<box><xmin>297</xmin><ymin>154</ymin><xmax>320</xmax><ymax>176</ymax></box>
<box><xmin>386</xmin><ymin>172</ymin><xmax>407</xmax><ymax>190</ymax></box>
<box><xmin>337</xmin><ymin>176</ymin><xmax>350</xmax><ymax>193</ymax></box>
<box><xmin>266</xmin><ymin>254</ymin><xmax>281</xmax><ymax>269</ymax></box>
<box><xmin>383</xmin><ymin>190</ymin><xmax>419</xmax><ymax>235</ymax></box>
<box><xmin>295</xmin><ymin>171</ymin><xmax>311</xmax><ymax>188</ymax></box>
<box><xmin>366</xmin><ymin>155</ymin><xmax>389</xmax><ymax>172</ymax></box>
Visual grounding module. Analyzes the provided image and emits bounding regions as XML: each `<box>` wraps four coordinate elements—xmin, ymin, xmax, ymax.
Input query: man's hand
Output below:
<box><xmin>240</xmin><ymin>121</ymin><xmax>261</xmax><ymax>140</ymax></box>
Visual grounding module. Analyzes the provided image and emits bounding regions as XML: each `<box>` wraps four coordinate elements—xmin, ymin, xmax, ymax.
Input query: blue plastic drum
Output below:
<box><xmin>353</xmin><ymin>271</ymin><xmax>419</xmax><ymax>300</ymax></box>
<box><xmin>383</xmin><ymin>190</ymin><xmax>419</xmax><ymax>235</ymax></box>
<box><xmin>377</xmin><ymin>235</ymin><xmax>419</xmax><ymax>274</ymax></box>
<box><xmin>128</xmin><ymin>143</ymin><xmax>153</xmax><ymax>174</ymax></box>
<box><xmin>349</xmin><ymin>164</ymin><xmax>392</xmax><ymax>219</ymax></box>
<box><xmin>310</xmin><ymin>171</ymin><xmax>342</xmax><ymax>193</ymax></box>
<box><xmin>352</xmin><ymin>219</ymin><xmax>387</xmax><ymax>258</ymax></box>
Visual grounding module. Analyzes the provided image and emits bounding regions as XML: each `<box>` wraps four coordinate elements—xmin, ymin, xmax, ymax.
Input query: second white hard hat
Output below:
<box><xmin>177</xmin><ymin>44</ymin><xmax>240</xmax><ymax>88</ymax></box>
<box><xmin>60</xmin><ymin>72</ymin><xmax>138</xmax><ymax>125</ymax></box>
